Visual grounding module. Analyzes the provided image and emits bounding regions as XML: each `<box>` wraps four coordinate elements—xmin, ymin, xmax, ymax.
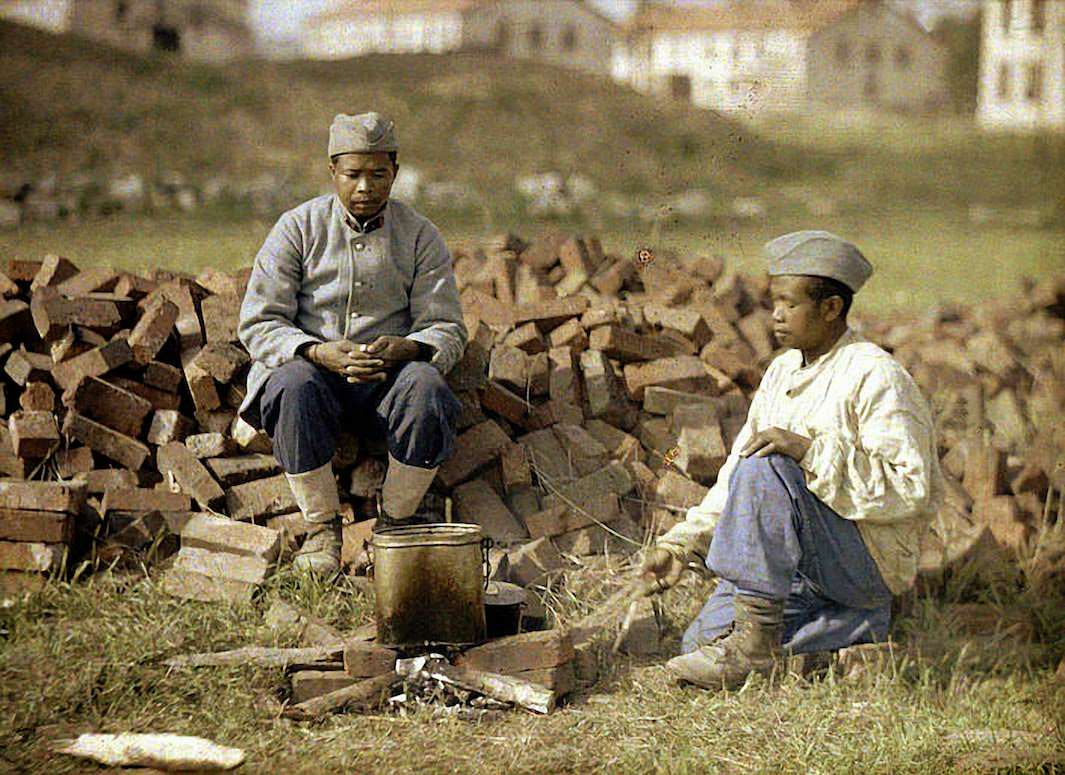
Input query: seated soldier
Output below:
<box><xmin>238</xmin><ymin>112</ymin><xmax>467</xmax><ymax>576</ymax></box>
<box><xmin>640</xmin><ymin>231</ymin><xmax>943</xmax><ymax>690</ymax></box>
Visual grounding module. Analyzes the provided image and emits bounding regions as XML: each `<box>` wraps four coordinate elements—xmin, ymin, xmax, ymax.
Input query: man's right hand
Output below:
<box><xmin>638</xmin><ymin>545</ymin><xmax>688</xmax><ymax>597</ymax></box>
<box><xmin>308</xmin><ymin>340</ymin><xmax>387</xmax><ymax>383</ymax></box>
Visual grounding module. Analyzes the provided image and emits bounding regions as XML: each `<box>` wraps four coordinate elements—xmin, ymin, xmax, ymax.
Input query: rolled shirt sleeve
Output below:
<box><xmin>403</xmin><ymin>221</ymin><xmax>468</xmax><ymax>375</ymax></box>
<box><xmin>799</xmin><ymin>362</ymin><xmax>939</xmax><ymax>527</ymax></box>
<box><xmin>238</xmin><ymin>214</ymin><xmax>322</xmax><ymax>368</ymax></box>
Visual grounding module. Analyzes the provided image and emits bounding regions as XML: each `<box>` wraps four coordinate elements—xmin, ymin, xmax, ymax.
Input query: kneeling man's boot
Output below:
<box><xmin>286</xmin><ymin>462</ymin><xmax>342</xmax><ymax>576</ymax></box>
<box><xmin>373</xmin><ymin>454</ymin><xmax>439</xmax><ymax>532</ymax></box>
<box><xmin>666</xmin><ymin>593</ymin><xmax>784</xmax><ymax>690</ymax></box>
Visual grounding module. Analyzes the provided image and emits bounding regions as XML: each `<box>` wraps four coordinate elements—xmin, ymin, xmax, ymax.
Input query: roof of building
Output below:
<box><xmin>626</xmin><ymin>0</ymin><xmax>867</xmax><ymax>35</ymax></box>
<box><xmin>307</xmin><ymin>0</ymin><xmax>616</xmax><ymax>27</ymax></box>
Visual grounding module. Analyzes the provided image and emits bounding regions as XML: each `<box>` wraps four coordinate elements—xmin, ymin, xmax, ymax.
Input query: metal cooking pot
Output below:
<box><xmin>371</xmin><ymin>523</ymin><xmax>488</xmax><ymax>649</ymax></box>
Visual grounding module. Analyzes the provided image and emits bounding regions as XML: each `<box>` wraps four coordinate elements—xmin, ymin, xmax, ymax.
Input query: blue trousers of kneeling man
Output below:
<box><xmin>258</xmin><ymin>359</ymin><xmax>461</xmax><ymax>475</ymax></box>
<box><xmin>682</xmin><ymin>454</ymin><xmax>893</xmax><ymax>656</ymax></box>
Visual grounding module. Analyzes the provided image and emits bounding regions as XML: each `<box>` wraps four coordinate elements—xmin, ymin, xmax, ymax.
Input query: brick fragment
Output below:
<box><xmin>78</xmin><ymin>469</ymin><xmax>139</xmax><ymax>494</ymax></box>
<box><xmin>200</xmin><ymin>294</ymin><xmax>241</xmax><ymax>343</ymax></box>
<box><xmin>18</xmin><ymin>381</ymin><xmax>54</xmax><ymax>412</ymax></box>
<box><xmin>512</xmin><ymin>297</ymin><xmax>589</xmax><ymax>333</ymax></box>
<box><xmin>106</xmin><ymin>376</ymin><xmax>182</xmax><ymax>411</ymax></box>
<box><xmin>583</xmin><ymin>419</ymin><xmax>642</xmax><ymax>462</ymax></box>
<box><xmin>56</xmin><ymin>266</ymin><xmax>119</xmax><ymax>297</ymax></box>
<box><xmin>181</xmin><ymin>513</ymin><xmax>281</xmax><ymax>561</ymax></box>
<box><xmin>30</xmin><ymin>289</ymin><xmax>122</xmax><ymax>340</ymax></box>
<box><xmin>8</xmin><ymin>411</ymin><xmax>59</xmax><ymax>458</ymax></box>
<box><xmin>500</xmin><ymin>442</ymin><xmax>533</xmax><ymax>493</ymax></box>
<box><xmin>589</xmin><ymin>325</ymin><xmax>682</xmax><ymax>363</ymax></box>
<box><xmin>191</xmin><ymin>342</ymin><xmax>249</xmax><ymax>384</ymax></box>
<box><xmin>654</xmin><ymin>470</ymin><xmax>709</xmax><ymax>510</ymax></box>
<box><xmin>518</xmin><ymin>428</ymin><xmax>573</xmax><ymax>486</ymax></box>
<box><xmin>62</xmin><ymin>376</ymin><xmax>152</xmax><ymax>437</ymax></box>
<box><xmin>226</xmin><ymin>474</ymin><xmax>297</xmax><ymax>521</ymax></box>
<box><xmin>504</xmin><ymin>322</ymin><xmax>546</xmax><ymax>354</ymax></box>
<box><xmin>101</xmin><ymin>487</ymin><xmax>192</xmax><ymax>515</ymax></box>
<box><xmin>54</xmin><ymin>446</ymin><xmax>94</xmax><ymax>478</ymax></box>
<box><xmin>579</xmin><ymin>349</ymin><xmax>636</xmax><ymax>429</ymax></box>
<box><xmin>182</xmin><ymin>348</ymin><xmax>221</xmax><ymax>413</ymax></box>
<box><xmin>480</xmin><ymin>381</ymin><xmax>544</xmax><ymax>431</ymax></box>
<box><xmin>157</xmin><ymin>442</ymin><xmax>225</xmax><ymax>510</ymax></box>
<box><xmin>30</xmin><ymin>254</ymin><xmax>79</xmax><ymax>292</ymax></box>
<box><xmin>147</xmin><ymin>410</ymin><xmax>197</xmax><ymax>445</ymax></box>
<box><xmin>643</xmin><ymin>386</ymin><xmax>719</xmax><ymax>417</ymax></box>
<box><xmin>552</xmin><ymin>424</ymin><xmax>609</xmax><ymax>477</ymax></box>
<box><xmin>488</xmin><ymin>345</ymin><xmax>527</xmax><ymax>394</ymax></box>
<box><xmin>506</xmin><ymin>537</ymin><xmax>565</xmax><ymax>586</ymax></box>
<box><xmin>185</xmin><ymin>432</ymin><xmax>232</xmax><ymax>459</ymax></box>
<box><xmin>676</xmin><ymin>423</ymin><xmax>728</xmax><ymax>481</ymax></box>
<box><xmin>291</xmin><ymin>672</ymin><xmax>359</xmax><ymax>703</ymax></box>
<box><xmin>547</xmin><ymin>318</ymin><xmax>588</xmax><ymax>352</ymax></box>
<box><xmin>128</xmin><ymin>295</ymin><xmax>178</xmax><ymax>365</ymax></box>
<box><xmin>0</xmin><ymin>509</ymin><xmax>74</xmax><ymax>542</ymax></box>
<box><xmin>52</xmin><ymin>338</ymin><xmax>133</xmax><ymax>391</ymax></box>
<box><xmin>623</xmin><ymin>356</ymin><xmax>723</xmax><ymax>401</ymax></box>
<box><xmin>64</xmin><ymin>412</ymin><xmax>150</xmax><ymax>469</ymax></box>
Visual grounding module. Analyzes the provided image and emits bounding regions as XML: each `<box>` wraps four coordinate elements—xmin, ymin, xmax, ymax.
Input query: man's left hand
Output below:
<box><xmin>362</xmin><ymin>336</ymin><xmax>421</xmax><ymax>367</ymax></box>
<box><xmin>740</xmin><ymin>427</ymin><xmax>812</xmax><ymax>462</ymax></box>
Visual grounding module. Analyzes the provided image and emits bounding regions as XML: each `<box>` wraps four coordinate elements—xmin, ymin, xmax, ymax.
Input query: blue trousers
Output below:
<box><xmin>681</xmin><ymin>454</ymin><xmax>893</xmax><ymax>655</ymax></box>
<box><xmin>259</xmin><ymin>359</ymin><xmax>461</xmax><ymax>475</ymax></box>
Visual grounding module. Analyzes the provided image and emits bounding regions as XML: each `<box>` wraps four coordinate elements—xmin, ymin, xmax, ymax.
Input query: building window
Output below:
<box><xmin>1033</xmin><ymin>0</ymin><xmax>1046</xmax><ymax>33</ymax></box>
<box><xmin>836</xmin><ymin>39</ymin><xmax>850</xmax><ymax>63</ymax></box>
<box><xmin>561</xmin><ymin>24</ymin><xmax>577</xmax><ymax>52</ymax></box>
<box><xmin>866</xmin><ymin>43</ymin><xmax>881</xmax><ymax>64</ymax></box>
<box><xmin>528</xmin><ymin>22</ymin><xmax>543</xmax><ymax>50</ymax></box>
<box><xmin>1027</xmin><ymin>63</ymin><xmax>1044</xmax><ymax>101</ymax></box>
<box><xmin>1002</xmin><ymin>0</ymin><xmax>1013</xmax><ymax>33</ymax></box>
<box><xmin>997</xmin><ymin>62</ymin><xmax>1011</xmax><ymax>100</ymax></box>
<box><xmin>895</xmin><ymin>45</ymin><xmax>911</xmax><ymax>69</ymax></box>
<box><xmin>115</xmin><ymin>0</ymin><xmax>128</xmax><ymax>23</ymax></box>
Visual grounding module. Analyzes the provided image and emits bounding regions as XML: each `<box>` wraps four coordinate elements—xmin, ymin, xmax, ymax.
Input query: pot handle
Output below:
<box><xmin>481</xmin><ymin>536</ymin><xmax>494</xmax><ymax>590</ymax></box>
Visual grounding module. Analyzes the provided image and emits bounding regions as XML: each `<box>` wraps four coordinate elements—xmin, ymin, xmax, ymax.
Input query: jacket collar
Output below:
<box><xmin>337</xmin><ymin>196</ymin><xmax>388</xmax><ymax>235</ymax></box>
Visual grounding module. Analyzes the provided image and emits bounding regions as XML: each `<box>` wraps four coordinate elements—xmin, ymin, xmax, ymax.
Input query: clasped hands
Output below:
<box><xmin>307</xmin><ymin>336</ymin><xmax>420</xmax><ymax>383</ymax></box>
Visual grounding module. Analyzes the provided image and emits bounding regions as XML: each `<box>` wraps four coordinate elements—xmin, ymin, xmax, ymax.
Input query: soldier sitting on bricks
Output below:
<box><xmin>640</xmin><ymin>231</ymin><xmax>944</xmax><ymax>690</ymax></box>
<box><xmin>237</xmin><ymin>112</ymin><xmax>467</xmax><ymax>576</ymax></box>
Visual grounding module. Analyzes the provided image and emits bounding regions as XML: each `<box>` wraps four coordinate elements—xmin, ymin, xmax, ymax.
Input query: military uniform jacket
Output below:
<box><xmin>237</xmin><ymin>194</ymin><xmax>468</xmax><ymax>429</ymax></box>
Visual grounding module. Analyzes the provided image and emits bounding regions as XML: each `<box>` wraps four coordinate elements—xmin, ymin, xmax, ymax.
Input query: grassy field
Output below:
<box><xmin>1</xmin><ymin>557</ymin><xmax>1063</xmax><ymax>775</ymax></box>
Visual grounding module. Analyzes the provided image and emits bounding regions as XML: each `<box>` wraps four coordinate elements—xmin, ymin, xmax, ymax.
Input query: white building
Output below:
<box><xmin>0</xmin><ymin>0</ymin><xmax>72</xmax><ymax>33</ymax></box>
<box><xmin>614</xmin><ymin>0</ymin><xmax>946</xmax><ymax>115</ymax></box>
<box><xmin>302</xmin><ymin>0</ymin><xmax>616</xmax><ymax>74</ymax></box>
<box><xmin>977</xmin><ymin>0</ymin><xmax>1065</xmax><ymax>129</ymax></box>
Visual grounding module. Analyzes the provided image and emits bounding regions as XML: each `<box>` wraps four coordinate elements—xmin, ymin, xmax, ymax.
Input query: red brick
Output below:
<box><xmin>186</xmin><ymin>432</ymin><xmax>232</xmax><ymax>459</ymax></box>
<box><xmin>7</xmin><ymin>411</ymin><xmax>59</xmax><ymax>458</ymax></box>
<box><xmin>29</xmin><ymin>254</ymin><xmax>79</xmax><ymax>292</ymax></box>
<box><xmin>143</xmin><ymin>361</ymin><xmax>183</xmax><ymax>393</ymax></box>
<box><xmin>583</xmin><ymin>419</ymin><xmax>642</xmax><ymax>462</ymax></box>
<box><xmin>146</xmin><ymin>410</ymin><xmax>196</xmax><ymax>445</ymax></box>
<box><xmin>438</xmin><ymin>420</ymin><xmax>511</xmax><ymax>488</ymax></box>
<box><xmin>0</xmin><ymin>480</ymin><xmax>85</xmax><ymax>513</ymax></box>
<box><xmin>157</xmin><ymin>442</ymin><xmax>225</xmax><ymax>510</ymax></box>
<box><xmin>56</xmin><ymin>266</ymin><xmax>119</xmax><ymax>297</ymax></box>
<box><xmin>676</xmin><ymin>423</ymin><xmax>728</xmax><ymax>481</ymax></box>
<box><xmin>480</xmin><ymin>381</ymin><xmax>543</xmax><ymax>431</ymax></box>
<box><xmin>343</xmin><ymin>642</ymin><xmax>398</xmax><ymax>678</ymax></box>
<box><xmin>226</xmin><ymin>473</ymin><xmax>297</xmax><ymax>521</ymax></box>
<box><xmin>453</xmin><ymin>479</ymin><xmax>527</xmax><ymax>542</ymax></box>
<box><xmin>206</xmin><ymin>454</ymin><xmax>282</xmax><ymax>487</ymax></box>
<box><xmin>155</xmin><ymin>280</ymin><xmax>206</xmax><ymax>350</ymax></box>
<box><xmin>512</xmin><ymin>297</ymin><xmax>589</xmax><ymax>333</ymax></box>
<box><xmin>589</xmin><ymin>325</ymin><xmax>683</xmax><ymax>363</ymax></box>
<box><xmin>62</xmin><ymin>376</ymin><xmax>152</xmax><ymax>438</ymax></box>
<box><xmin>190</xmin><ymin>342</ymin><xmax>249</xmax><ymax>384</ymax></box>
<box><xmin>30</xmin><ymin>288</ymin><xmax>122</xmax><ymax>340</ymax></box>
<box><xmin>18</xmin><ymin>382</ymin><xmax>54</xmax><ymax>412</ymax></box>
<box><xmin>52</xmin><ymin>338</ymin><xmax>133</xmax><ymax>391</ymax></box>
<box><xmin>548</xmin><ymin>346</ymin><xmax>582</xmax><ymax>410</ymax></box>
<box><xmin>518</xmin><ymin>428</ymin><xmax>572</xmax><ymax>486</ymax></box>
<box><xmin>4</xmin><ymin>349</ymin><xmax>52</xmax><ymax>386</ymax></box>
<box><xmin>77</xmin><ymin>468</ymin><xmax>139</xmax><ymax>494</ymax></box>
<box><xmin>527</xmin><ymin>352</ymin><xmax>550</xmax><ymax>397</ymax></box>
<box><xmin>547</xmin><ymin>318</ymin><xmax>588</xmax><ymax>352</ymax></box>
<box><xmin>54</xmin><ymin>446</ymin><xmax>94</xmax><ymax>478</ymax></box>
<box><xmin>200</xmin><ymin>294</ymin><xmax>241</xmax><ymax>343</ymax></box>
<box><xmin>455</xmin><ymin>630</ymin><xmax>573</xmax><ymax>674</ymax></box>
<box><xmin>504</xmin><ymin>322</ymin><xmax>547</xmax><ymax>354</ymax></box>
<box><xmin>181</xmin><ymin>513</ymin><xmax>281</xmax><ymax>561</ymax></box>
<box><xmin>506</xmin><ymin>537</ymin><xmax>566</xmax><ymax>586</ymax></box>
<box><xmin>623</xmin><ymin>356</ymin><xmax>723</xmax><ymax>401</ymax></box>
<box><xmin>500</xmin><ymin>442</ymin><xmax>533</xmax><ymax>493</ymax></box>
<box><xmin>460</xmin><ymin>289</ymin><xmax>513</xmax><ymax>328</ymax></box>
<box><xmin>113</xmin><ymin>273</ymin><xmax>158</xmax><ymax>300</ymax></box>
<box><xmin>173</xmin><ymin>545</ymin><xmax>270</xmax><ymax>585</ymax></box>
<box><xmin>0</xmin><ymin>541</ymin><xmax>65</xmax><ymax>572</ymax></box>
<box><xmin>110</xmin><ymin>377</ymin><xmax>181</xmax><ymax>411</ymax></box>
<box><xmin>182</xmin><ymin>348</ymin><xmax>221</xmax><ymax>413</ymax></box>
<box><xmin>0</xmin><ymin>509</ymin><xmax>74</xmax><ymax>543</ymax></box>
<box><xmin>488</xmin><ymin>345</ymin><xmax>527</xmax><ymax>393</ymax></box>
<box><xmin>654</xmin><ymin>470</ymin><xmax>709</xmax><ymax>510</ymax></box>
<box><xmin>63</xmin><ymin>412</ymin><xmax>151</xmax><ymax>470</ymax></box>
<box><xmin>128</xmin><ymin>295</ymin><xmax>178</xmax><ymax>365</ymax></box>
<box><xmin>101</xmin><ymin>487</ymin><xmax>192</xmax><ymax>515</ymax></box>
<box><xmin>579</xmin><ymin>350</ymin><xmax>637</xmax><ymax>429</ymax></box>
<box><xmin>291</xmin><ymin>672</ymin><xmax>359</xmax><ymax>703</ymax></box>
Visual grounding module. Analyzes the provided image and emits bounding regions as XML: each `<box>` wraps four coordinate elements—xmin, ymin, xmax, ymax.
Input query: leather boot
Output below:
<box><xmin>286</xmin><ymin>462</ymin><xmax>342</xmax><ymax>576</ymax></box>
<box><xmin>665</xmin><ymin>593</ymin><xmax>784</xmax><ymax>690</ymax></box>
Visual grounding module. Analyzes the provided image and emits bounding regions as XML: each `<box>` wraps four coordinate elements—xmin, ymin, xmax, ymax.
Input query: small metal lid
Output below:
<box><xmin>370</xmin><ymin>522</ymin><xmax>483</xmax><ymax>549</ymax></box>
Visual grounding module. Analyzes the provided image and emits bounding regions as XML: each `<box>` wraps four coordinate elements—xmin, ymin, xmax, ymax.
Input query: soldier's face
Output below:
<box><xmin>330</xmin><ymin>152</ymin><xmax>397</xmax><ymax>218</ymax></box>
<box><xmin>769</xmin><ymin>275</ymin><xmax>838</xmax><ymax>352</ymax></box>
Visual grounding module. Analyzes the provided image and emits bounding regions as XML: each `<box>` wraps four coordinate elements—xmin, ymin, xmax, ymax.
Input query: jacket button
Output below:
<box><xmin>354</xmin><ymin>242</ymin><xmax>365</xmax><ymax>251</ymax></box>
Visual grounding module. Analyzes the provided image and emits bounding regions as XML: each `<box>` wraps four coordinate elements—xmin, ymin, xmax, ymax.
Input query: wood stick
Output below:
<box><xmin>429</xmin><ymin>662</ymin><xmax>555</xmax><ymax>715</ymax></box>
<box><xmin>282</xmin><ymin>672</ymin><xmax>399</xmax><ymax>721</ymax></box>
<box><xmin>164</xmin><ymin>645</ymin><xmax>344</xmax><ymax>669</ymax></box>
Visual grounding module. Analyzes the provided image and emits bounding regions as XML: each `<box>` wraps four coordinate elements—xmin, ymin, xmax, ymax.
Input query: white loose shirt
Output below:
<box><xmin>659</xmin><ymin>328</ymin><xmax>944</xmax><ymax>594</ymax></box>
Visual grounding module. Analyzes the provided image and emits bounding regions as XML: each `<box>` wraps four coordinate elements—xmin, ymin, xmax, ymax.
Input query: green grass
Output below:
<box><xmin>1</xmin><ymin>561</ymin><xmax>1063</xmax><ymax>774</ymax></box>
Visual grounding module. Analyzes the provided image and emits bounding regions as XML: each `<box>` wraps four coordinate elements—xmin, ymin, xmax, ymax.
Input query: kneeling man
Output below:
<box><xmin>238</xmin><ymin>112</ymin><xmax>467</xmax><ymax>575</ymax></box>
<box><xmin>641</xmin><ymin>231</ymin><xmax>943</xmax><ymax>689</ymax></box>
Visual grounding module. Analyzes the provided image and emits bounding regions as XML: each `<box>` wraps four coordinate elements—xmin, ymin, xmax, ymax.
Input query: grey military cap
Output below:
<box><xmin>764</xmin><ymin>230</ymin><xmax>873</xmax><ymax>293</ymax></box>
<box><xmin>328</xmin><ymin>112</ymin><xmax>398</xmax><ymax>157</ymax></box>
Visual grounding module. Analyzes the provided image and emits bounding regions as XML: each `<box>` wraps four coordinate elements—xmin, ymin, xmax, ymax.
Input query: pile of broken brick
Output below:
<box><xmin>1</xmin><ymin>232</ymin><xmax>1063</xmax><ymax>636</ymax></box>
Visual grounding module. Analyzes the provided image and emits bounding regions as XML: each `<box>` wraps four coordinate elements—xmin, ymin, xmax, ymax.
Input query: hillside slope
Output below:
<box><xmin>0</xmin><ymin>20</ymin><xmax>769</xmax><ymax>199</ymax></box>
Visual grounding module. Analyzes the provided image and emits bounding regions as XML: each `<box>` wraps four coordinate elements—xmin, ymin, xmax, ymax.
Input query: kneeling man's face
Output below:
<box><xmin>769</xmin><ymin>275</ymin><xmax>840</xmax><ymax>351</ymax></box>
<box><xmin>330</xmin><ymin>152</ymin><xmax>397</xmax><ymax>218</ymax></box>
